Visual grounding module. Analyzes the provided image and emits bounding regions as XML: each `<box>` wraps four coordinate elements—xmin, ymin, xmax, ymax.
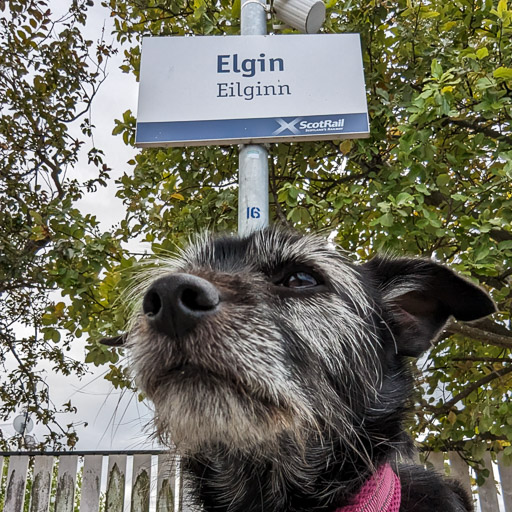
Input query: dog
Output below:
<box><xmin>102</xmin><ymin>227</ymin><xmax>495</xmax><ymax>512</ymax></box>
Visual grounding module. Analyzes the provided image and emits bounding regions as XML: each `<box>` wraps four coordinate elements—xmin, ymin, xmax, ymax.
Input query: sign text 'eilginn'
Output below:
<box><xmin>216</xmin><ymin>53</ymin><xmax>291</xmax><ymax>101</ymax></box>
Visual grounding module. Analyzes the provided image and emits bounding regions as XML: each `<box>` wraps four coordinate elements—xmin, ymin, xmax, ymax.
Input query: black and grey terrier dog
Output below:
<box><xmin>104</xmin><ymin>228</ymin><xmax>495</xmax><ymax>512</ymax></box>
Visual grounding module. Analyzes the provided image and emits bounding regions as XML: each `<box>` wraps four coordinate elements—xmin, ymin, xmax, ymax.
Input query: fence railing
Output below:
<box><xmin>421</xmin><ymin>451</ymin><xmax>512</xmax><ymax>512</ymax></box>
<box><xmin>0</xmin><ymin>451</ymin><xmax>179</xmax><ymax>512</ymax></box>
<box><xmin>1</xmin><ymin>450</ymin><xmax>511</xmax><ymax>512</ymax></box>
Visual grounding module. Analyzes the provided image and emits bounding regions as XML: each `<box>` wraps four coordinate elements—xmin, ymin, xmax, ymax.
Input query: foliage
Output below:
<box><xmin>1</xmin><ymin>0</ymin><xmax>511</xmax><ymax>471</ymax></box>
<box><xmin>101</xmin><ymin>0</ymin><xmax>512</xmax><ymax>470</ymax></box>
<box><xmin>0</xmin><ymin>0</ymin><xmax>123</xmax><ymax>449</ymax></box>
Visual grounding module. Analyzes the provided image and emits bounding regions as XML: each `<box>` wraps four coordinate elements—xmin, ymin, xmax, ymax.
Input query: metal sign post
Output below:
<box><xmin>238</xmin><ymin>0</ymin><xmax>269</xmax><ymax>236</ymax></box>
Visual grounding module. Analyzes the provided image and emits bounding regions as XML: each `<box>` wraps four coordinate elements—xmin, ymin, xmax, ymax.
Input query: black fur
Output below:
<box><xmin>398</xmin><ymin>465</ymin><xmax>474</xmax><ymax>512</ymax></box>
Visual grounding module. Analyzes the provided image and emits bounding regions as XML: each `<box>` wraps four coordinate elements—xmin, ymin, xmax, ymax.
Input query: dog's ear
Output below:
<box><xmin>363</xmin><ymin>257</ymin><xmax>496</xmax><ymax>357</ymax></box>
<box><xmin>99</xmin><ymin>334</ymin><xmax>126</xmax><ymax>347</ymax></box>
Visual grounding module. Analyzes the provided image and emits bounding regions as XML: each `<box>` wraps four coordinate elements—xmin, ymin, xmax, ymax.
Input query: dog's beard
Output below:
<box><xmin>129</xmin><ymin>324</ymin><xmax>318</xmax><ymax>453</ymax></box>
<box><xmin>149</xmin><ymin>376</ymin><xmax>305</xmax><ymax>453</ymax></box>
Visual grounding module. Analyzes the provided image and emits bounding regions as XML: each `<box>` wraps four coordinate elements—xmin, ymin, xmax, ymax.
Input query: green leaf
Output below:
<box><xmin>476</xmin><ymin>47</ymin><xmax>489</xmax><ymax>60</ymax></box>
<box><xmin>498</xmin><ymin>240</ymin><xmax>512</xmax><ymax>251</ymax></box>
<box><xmin>378</xmin><ymin>213</ymin><xmax>394</xmax><ymax>227</ymax></box>
<box><xmin>431</xmin><ymin>59</ymin><xmax>443</xmax><ymax>79</ymax></box>
<box><xmin>231</xmin><ymin>0</ymin><xmax>241</xmax><ymax>17</ymax></box>
<box><xmin>497</xmin><ymin>0</ymin><xmax>508</xmax><ymax>18</ymax></box>
<box><xmin>436</xmin><ymin>174</ymin><xmax>451</xmax><ymax>188</ymax></box>
<box><xmin>473</xmin><ymin>244</ymin><xmax>490</xmax><ymax>262</ymax></box>
<box><xmin>493</xmin><ymin>67</ymin><xmax>512</xmax><ymax>80</ymax></box>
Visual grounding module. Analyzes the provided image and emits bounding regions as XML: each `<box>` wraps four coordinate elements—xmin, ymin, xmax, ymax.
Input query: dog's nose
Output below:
<box><xmin>142</xmin><ymin>273</ymin><xmax>220</xmax><ymax>338</ymax></box>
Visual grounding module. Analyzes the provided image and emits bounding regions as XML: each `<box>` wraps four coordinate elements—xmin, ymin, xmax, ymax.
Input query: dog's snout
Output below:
<box><xmin>143</xmin><ymin>273</ymin><xmax>220</xmax><ymax>338</ymax></box>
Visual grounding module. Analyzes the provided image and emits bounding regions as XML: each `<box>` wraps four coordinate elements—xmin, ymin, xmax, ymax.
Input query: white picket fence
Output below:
<box><xmin>423</xmin><ymin>451</ymin><xmax>512</xmax><ymax>512</ymax></box>
<box><xmin>0</xmin><ymin>451</ymin><xmax>179</xmax><ymax>512</ymax></box>
<box><xmin>0</xmin><ymin>450</ymin><xmax>511</xmax><ymax>512</ymax></box>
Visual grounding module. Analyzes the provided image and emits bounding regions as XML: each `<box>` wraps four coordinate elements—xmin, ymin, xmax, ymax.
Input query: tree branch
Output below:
<box><xmin>470</xmin><ymin>318</ymin><xmax>512</xmax><ymax>338</ymax></box>
<box><xmin>451</xmin><ymin>356</ymin><xmax>511</xmax><ymax>363</ymax></box>
<box><xmin>445</xmin><ymin>320</ymin><xmax>512</xmax><ymax>350</ymax></box>
<box><xmin>430</xmin><ymin>366</ymin><xmax>512</xmax><ymax>415</ymax></box>
<box><xmin>443</xmin><ymin>117</ymin><xmax>512</xmax><ymax>145</ymax></box>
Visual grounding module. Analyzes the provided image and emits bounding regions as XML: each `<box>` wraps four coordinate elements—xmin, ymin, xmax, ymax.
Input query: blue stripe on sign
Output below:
<box><xmin>136</xmin><ymin>113</ymin><xmax>369</xmax><ymax>144</ymax></box>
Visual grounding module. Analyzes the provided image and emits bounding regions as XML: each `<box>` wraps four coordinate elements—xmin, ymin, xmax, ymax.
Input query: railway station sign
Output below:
<box><xmin>135</xmin><ymin>34</ymin><xmax>369</xmax><ymax>147</ymax></box>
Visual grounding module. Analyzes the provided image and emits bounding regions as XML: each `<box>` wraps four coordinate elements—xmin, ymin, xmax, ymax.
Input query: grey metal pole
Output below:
<box><xmin>238</xmin><ymin>0</ymin><xmax>269</xmax><ymax>236</ymax></box>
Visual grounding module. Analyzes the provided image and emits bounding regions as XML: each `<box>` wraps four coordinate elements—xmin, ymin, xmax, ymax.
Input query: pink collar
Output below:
<box><xmin>335</xmin><ymin>464</ymin><xmax>401</xmax><ymax>512</ymax></box>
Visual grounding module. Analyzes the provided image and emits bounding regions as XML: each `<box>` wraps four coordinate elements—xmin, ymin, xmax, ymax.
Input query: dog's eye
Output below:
<box><xmin>282</xmin><ymin>272</ymin><xmax>319</xmax><ymax>288</ymax></box>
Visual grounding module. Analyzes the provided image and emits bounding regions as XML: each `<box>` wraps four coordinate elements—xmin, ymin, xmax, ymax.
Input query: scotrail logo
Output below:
<box><xmin>273</xmin><ymin>117</ymin><xmax>345</xmax><ymax>135</ymax></box>
<box><xmin>273</xmin><ymin>117</ymin><xmax>303</xmax><ymax>136</ymax></box>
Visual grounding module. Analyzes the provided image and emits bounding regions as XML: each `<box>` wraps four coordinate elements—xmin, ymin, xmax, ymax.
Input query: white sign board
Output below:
<box><xmin>136</xmin><ymin>34</ymin><xmax>369</xmax><ymax>147</ymax></box>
